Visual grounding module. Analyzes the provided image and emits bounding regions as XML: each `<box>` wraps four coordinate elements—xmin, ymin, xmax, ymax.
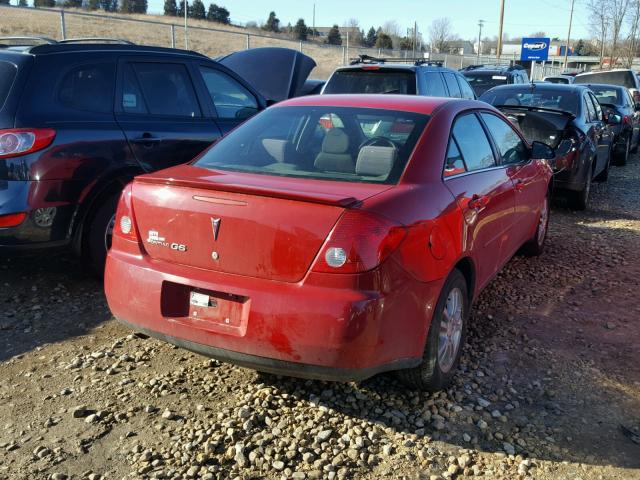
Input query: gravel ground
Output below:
<box><xmin>1</xmin><ymin>157</ymin><xmax>640</xmax><ymax>480</ymax></box>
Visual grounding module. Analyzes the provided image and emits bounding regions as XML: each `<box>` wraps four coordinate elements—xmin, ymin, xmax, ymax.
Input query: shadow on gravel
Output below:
<box><xmin>0</xmin><ymin>252</ymin><xmax>111</xmax><ymax>361</ymax></box>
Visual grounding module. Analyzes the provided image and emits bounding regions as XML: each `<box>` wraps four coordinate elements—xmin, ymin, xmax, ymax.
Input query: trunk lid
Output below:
<box><xmin>132</xmin><ymin>165</ymin><xmax>391</xmax><ymax>282</ymax></box>
<box><xmin>496</xmin><ymin>107</ymin><xmax>573</xmax><ymax>148</ymax></box>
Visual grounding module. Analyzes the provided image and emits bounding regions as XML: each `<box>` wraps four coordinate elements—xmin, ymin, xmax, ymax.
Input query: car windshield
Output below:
<box><xmin>323</xmin><ymin>70</ymin><xmax>417</xmax><ymax>95</ymax></box>
<box><xmin>545</xmin><ymin>77</ymin><xmax>570</xmax><ymax>84</ymax></box>
<box><xmin>463</xmin><ymin>71</ymin><xmax>509</xmax><ymax>89</ymax></box>
<box><xmin>194</xmin><ymin>106</ymin><xmax>429</xmax><ymax>184</ymax></box>
<box><xmin>480</xmin><ymin>87</ymin><xmax>579</xmax><ymax>115</ymax></box>
<box><xmin>588</xmin><ymin>85</ymin><xmax>623</xmax><ymax>105</ymax></box>
<box><xmin>574</xmin><ymin>70</ymin><xmax>636</xmax><ymax>89</ymax></box>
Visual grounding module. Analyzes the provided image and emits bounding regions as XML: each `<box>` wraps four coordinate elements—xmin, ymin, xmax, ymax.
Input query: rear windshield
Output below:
<box><xmin>545</xmin><ymin>77</ymin><xmax>570</xmax><ymax>84</ymax></box>
<box><xmin>195</xmin><ymin>106</ymin><xmax>429</xmax><ymax>184</ymax></box>
<box><xmin>575</xmin><ymin>71</ymin><xmax>635</xmax><ymax>89</ymax></box>
<box><xmin>588</xmin><ymin>85</ymin><xmax>623</xmax><ymax>105</ymax></box>
<box><xmin>463</xmin><ymin>71</ymin><xmax>509</xmax><ymax>90</ymax></box>
<box><xmin>0</xmin><ymin>61</ymin><xmax>17</xmax><ymax>110</ymax></box>
<box><xmin>323</xmin><ymin>70</ymin><xmax>417</xmax><ymax>95</ymax></box>
<box><xmin>480</xmin><ymin>88</ymin><xmax>579</xmax><ymax>115</ymax></box>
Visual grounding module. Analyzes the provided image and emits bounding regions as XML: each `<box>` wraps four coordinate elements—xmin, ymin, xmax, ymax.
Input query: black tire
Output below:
<box><xmin>521</xmin><ymin>192</ymin><xmax>550</xmax><ymax>257</ymax></box>
<box><xmin>594</xmin><ymin>155</ymin><xmax>610</xmax><ymax>182</ymax></box>
<box><xmin>569</xmin><ymin>174</ymin><xmax>591</xmax><ymax>211</ymax></box>
<box><xmin>614</xmin><ymin>136</ymin><xmax>630</xmax><ymax>166</ymax></box>
<box><xmin>83</xmin><ymin>192</ymin><xmax>120</xmax><ymax>276</ymax></box>
<box><xmin>397</xmin><ymin>269</ymin><xmax>469</xmax><ymax>391</ymax></box>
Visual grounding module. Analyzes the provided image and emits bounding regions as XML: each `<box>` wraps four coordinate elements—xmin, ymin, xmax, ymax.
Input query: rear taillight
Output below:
<box><xmin>623</xmin><ymin>115</ymin><xmax>632</xmax><ymax>125</ymax></box>
<box><xmin>312</xmin><ymin>210</ymin><xmax>407</xmax><ymax>274</ymax></box>
<box><xmin>0</xmin><ymin>129</ymin><xmax>56</xmax><ymax>158</ymax></box>
<box><xmin>0</xmin><ymin>212</ymin><xmax>27</xmax><ymax>228</ymax></box>
<box><xmin>113</xmin><ymin>183</ymin><xmax>140</xmax><ymax>243</ymax></box>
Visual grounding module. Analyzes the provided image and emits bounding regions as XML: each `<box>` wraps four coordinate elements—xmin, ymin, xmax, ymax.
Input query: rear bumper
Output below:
<box><xmin>0</xmin><ymin>179</ymin><xmax>77</xmax><ymax>249</ymax></box>
<box><xmin>105</xmin><ymin>248</ymin><xmax>442</xmax><ymax>381</ymax></box>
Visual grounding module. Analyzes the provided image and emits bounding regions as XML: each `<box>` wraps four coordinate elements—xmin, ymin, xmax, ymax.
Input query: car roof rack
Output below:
<box><xmin>462</xmin><ymin>62</ymin><xmax>524</xmax><ymax>72</ymax></box>
<box><xmin>0</xmin><ymin>36</ymin><xmax>58</xmax><ymax>48</ymax></box>
<box><xmin>58</xmin><ymin>38</ymin><xmax>135</xmax><ymax>45</ymax></box>
<box><xmin>349</xmin><ymin>54</ymin><xmax>442</xmax><ymax>67</ymax></box>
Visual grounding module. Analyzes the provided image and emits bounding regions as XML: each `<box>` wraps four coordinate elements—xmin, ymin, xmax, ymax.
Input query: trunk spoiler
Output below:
<box><xmin>135</xmin><ymin>175</ymin><xmax>361</xmax><ymax>208</ymax></box>
<box><xmin>494</xmin><ymin>104</ymin><xmax>576</xmax><ymax>119</ymax></box>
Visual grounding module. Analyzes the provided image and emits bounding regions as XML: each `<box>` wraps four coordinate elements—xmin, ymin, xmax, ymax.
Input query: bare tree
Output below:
<box><xmin>381</xmin><ymin>20</ymin><xmax>402</xmax><ymax>38</ymax></box>
<box><xmin>625</xmin><ymin>0</ymin><xmax>640</xmax><ymax>67</ymax></box>
<box><xmin>608</xmin><ymin>0</ymin><xmax>630</xmax><ymax>67</ymax></box>
<box><xmin>588</xmin><ymin>0</ymin><xmax>610</xmax><ymax>67</ymax></box>
<box><xmin>429</xmin><ymin>17</ymin><xmax>453</xmax><ymax>53</ymax></box>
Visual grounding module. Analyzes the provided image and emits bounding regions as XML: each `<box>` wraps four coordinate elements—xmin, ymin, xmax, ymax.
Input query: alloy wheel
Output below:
<box><xmin>438</xmin><ymin>287</ymin><xmax>464</xmax><ymax>373</ymax></box>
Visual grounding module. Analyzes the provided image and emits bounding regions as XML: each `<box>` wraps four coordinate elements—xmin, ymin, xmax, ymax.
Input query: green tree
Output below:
<box><xmin>293</xmin><ymin>18</ymin><xmax>308</xmax><ymax>41</ymax></box>
<box><xmin>64</xmin><ymin>0</ymin><xmax>82</xmax><ymax>6</ymax></box>
<box><xmin>87</xmin><ymin>0</ymin><xmax>100</xmax><ymax>10</ymax></box>
<box><xmin>34</xmin><ymin>0</ymin><xmax>55</xmax><ymax>7</ymax></box>
<box><xmin>375</xmin><ymin>32</ymin><xmax>393</xmax><ymax>49</ymax></box>
<box><xmin>206</xmin><ymin>3</ymin><xmax>229</xmax><ymax>23</ymax></box>
<box><xmin>119</xmin><ymin>0</ymin><xmax>131</xmax><ymax>12</ymax></box>
<box><xmin>177</xmin><ymin>0</ymin><xmax>186</xmax><ymax>17</ymax></box>
<box><xmin>326</xmin><ymin>24</ymin><xmax>342</xmax><ymax>45</ymax></box>
<box><xmin>365</xmin><ymin>27</ymin><xmax>377</xmax><ymax>47</ymax></box>
<box><xmin>263</xmin><ymin>11</ymin><xmax>280</xmax><ymax>32</ymax></box>
<box><xmin>164</xmin><ymin>0</ymin><xmax>177</xmax><ymax>15</ymax></box>
<box><xmin>99</xmin><ymin>0</ymin><xmax>118</xmax><ymax>11</ymax></box>
<box><xmin>131</xmin><ymin>0</ymin><xmax>147</xmax><ymax>13</ymax></box>
<box><xmin>18</xmin><ymin>0</ymin><xmax>28</xmax><ymax>6</ymax></box>
<box><xmin>0</xmin><ymin>0</ymin><xmax>10</xmax><ymax>5</ymax></box>
<box><xmin>190</xmin><ymin>0</ymin><xmax>205</xmax><ymax>19</ymax></box>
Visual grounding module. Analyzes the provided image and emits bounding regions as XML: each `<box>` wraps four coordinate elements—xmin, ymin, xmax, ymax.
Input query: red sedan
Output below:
<box><xmin>105</xmin><ymin>95</ymin><xmax>554</xmax><ymax>390</ymax></box>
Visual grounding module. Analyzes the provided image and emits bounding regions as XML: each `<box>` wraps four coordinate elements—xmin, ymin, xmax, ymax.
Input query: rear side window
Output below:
<box><xmin>423</xmin><ymin>72</ymin><xmax>447</xmax><ymax>97</ymax></box>
<box><xmin>199</xmin><ymin>66</ymin><xmax>258</xmax><ymax>120</ymax></box>
<box><xmin>584</xmin><ymin>94</ymin><xmax>597</xmax><ymax>121</ymax></box>
<box><xmin>57</xmin><ymin>63</ymin><xmax>114</xmax><ymax>113</ymax></box>
<box><xmin>444</xmin><ymin>139</ymin><xmax>466</xmax><ymax>177</ymax></box>
<box><xmin>451</xmin><ymin>114</ymin><xmax>496</xmax><ymax>171</ymax></box>
<box><xmin>0</xmin><ymin>61</ymin><xmax>17</xmax><ymax>110</ymax></box>
<box><xmin>323</xmin><ymin>70</ymin><xmax>417</xmax><ymax>95</ymax></box>
<box><xmin>456</xmin><ymin>75</ymin><xmax>476</xmax><ymax>99</ymax></box>
<box><xmin>443</xmin><ymin>73</ymin><xmax>461</xmax><ymax>98</ymax></box>
<box><xmin>124</xmin><ymin>62</ymin><xmax>201</xmax><ymax>117</ymax></box>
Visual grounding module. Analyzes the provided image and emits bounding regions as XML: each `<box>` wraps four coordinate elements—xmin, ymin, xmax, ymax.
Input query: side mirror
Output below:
<box><xmin>531</xmin><ymin>141</ymin><xmax>555</xmax><ymax>160</ymax></box>
<box><xmin>607</xmin><ymin>113</ymin><xmax>622</xmax><ymax>125</ymax></box>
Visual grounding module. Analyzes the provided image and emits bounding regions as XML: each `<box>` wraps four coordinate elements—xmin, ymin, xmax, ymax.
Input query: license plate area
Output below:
<box><xmin>161</xmin><ymin>281</ymin><xmax>250</xmax><ymax>335</ymax></box>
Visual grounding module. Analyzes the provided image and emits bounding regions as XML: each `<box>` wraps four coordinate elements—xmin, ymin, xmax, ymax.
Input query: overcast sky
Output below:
<box><xmin>146</xmin><ymin>0</ymin><xmax>592</xmax><ymax>41</ymax></box>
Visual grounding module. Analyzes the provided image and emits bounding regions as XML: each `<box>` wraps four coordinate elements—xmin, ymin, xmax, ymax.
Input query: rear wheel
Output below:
<box><xmin>569</xmin><ymin>172</ymin><xmax>591</xmax><ymax>211</ymax></box>
<box><xmin>397</xmin><ymin>269</ymin><xmax>468</xmax><ymax>391</ymax></box>
<box><xmin>614</xmin><ymin>136</ymin><xmax>630</xmax><ymax>166</ymax></box>
<box><xmin>83</xmin><ymin>192</ymin><xmax>120</xmax><ymax>276</ymax></box>
<box><xmin>521</xmin><ymin>193</ymin><xmax>550</xmax><ymax>257</ymax></box>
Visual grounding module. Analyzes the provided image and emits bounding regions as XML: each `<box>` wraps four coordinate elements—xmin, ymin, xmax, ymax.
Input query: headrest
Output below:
<box><xmin>262</xmin><ymin>139</ymin><xmax>291</xmax><ymax>163</ymax></box>
<box><xmin>356</xmin><ymin>146</ymin><xmax>396</xmax><ymax>177</ymax></box>
<box><xmin>321</xmin><ymin>128</ymin><xmax>349</xmax><ymax>154</ymax></box>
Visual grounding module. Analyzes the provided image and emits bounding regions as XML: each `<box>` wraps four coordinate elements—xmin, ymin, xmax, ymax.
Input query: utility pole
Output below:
<box><xmin>563</xmin><ymin>0</ymin><xmax>575</xmax><ymax>70</ymax></box>
<box><xmin>413</xmin><ymin>21</ymin><xmax>417</xmax><ymax>58</ymax></box>
<box><xmin>497</xmin><ymin>0</ymin><xmax>505</xmax><ymax>60</ymax></box>
<box><xmin>477</xmin><ymin>19</ymin><xmax>484</xmax><ymax>64</ymax></box>
<box><xmin>312</xmin><ymin>3</ymin><xmax>316</xmax><ymax>39</ymax></box>
<box><xmin>184</xmin><ymin>0</ymin><xmax>188</xmax><ymax>49</ymax></box>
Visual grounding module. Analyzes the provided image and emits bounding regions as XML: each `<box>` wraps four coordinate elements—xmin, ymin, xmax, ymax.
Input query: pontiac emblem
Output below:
<box><xmin>211</xmin><ymin>217</ymin><xmax>221</xmax><ymax>241</ymax></box>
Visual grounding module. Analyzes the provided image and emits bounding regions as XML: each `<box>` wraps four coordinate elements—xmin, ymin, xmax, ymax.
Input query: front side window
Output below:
<box><xmin>123</xmin><ymin>62</ymin><xmax>201</xmax><ymax>117</ymax></box>
<box><xmin>481</xmin><ymin>113</ymin><xmax>528</xmax><ymax>165</ymax></box>
<box><xmin>195</xmin><ymin>106</ymin><xmax>429</xmax><ymax>184</ymax></box>
<box><xmin>199</xmin><ymin>67</ymin><xmax>258</xmax><ymax>120</ymax></box>
<box><xmin>443</xmin><ymin>73</ymin><xmax>461</xmax><ymax>98</ymax></box>
<box><xmin>451</xmin><ymin>114</ymin><xmax>496</xmax><ymax>171</ymax></box>
<box><xmin>58</xmin><ymin>62</ymin><xmax>115</xmax><ymax>113</ymax></box>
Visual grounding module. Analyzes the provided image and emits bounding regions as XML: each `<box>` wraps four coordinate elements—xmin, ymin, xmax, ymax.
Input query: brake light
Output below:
<box><xmin>362</xmin><ymin>66</ymin><xmax>381</xmax><ymax>71</ymax></box>
<box><xmin>112</xmin><ymin>183</ymin><xmax>140</xmax><ymax>243</ymax></box>
<box><xmin>312</xmin><ymin>210</ymin><xmax>407</xmax><ymax>274</ymax></box>
<box><xmin>623</xmin><ymin>115</ymin><xmax>631</xmax><ymax>125</ymax></box>
<box><xmin>0</xmin><ymin>212</ymin><xmax>27</xmax><ymax>228</ymax></box>
<box><xmin>0</xmin><ymin>129</ymin><xmax>56</xmax><ymax>158</ymax></box>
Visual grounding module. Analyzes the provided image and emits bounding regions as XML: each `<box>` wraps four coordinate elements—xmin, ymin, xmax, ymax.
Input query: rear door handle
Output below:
<box><xmin>468</xmin><ymin>194</ymin><xmax>490</xmax><ymax>210</ymax></box>
<box><xmin>132</xmin><ymin>133</ymin><xmax>162</xmax><ymax>144</ymax></box>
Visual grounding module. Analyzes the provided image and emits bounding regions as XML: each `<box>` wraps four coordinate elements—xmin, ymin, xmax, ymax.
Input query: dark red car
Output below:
<box><xmin>105</xmin><ymin>95</ymin><xmax>554</xmax><ymax>390</ymax></box>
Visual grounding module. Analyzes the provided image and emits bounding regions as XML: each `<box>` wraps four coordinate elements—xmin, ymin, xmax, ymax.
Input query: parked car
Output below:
<box><xmin>480</xmin><ymin>83</ymin><xmax>615</xmax><ymax>210</ymax></box>
<box><xmin>322</xmin><ymin>55</ymin><xmax>476</xmax><ymax>99</ymax></box>
<box><xmin>574</xmin><ymin>69</ymin><xmax>640</xmax><ymax>105</ymax></box>
<box><xmin>584</xmin><ymin>83</ymin><xmax>640</xmax><ymax>165</ymax></box>
<box><xmin>543</xmin><ymin>75</ymin><xmax>575</xmax><ymax>84</ymax></box>
<box><xmin>0</xmin><ymin>38</ymin><xmax>312</xmax><ymax>272</ymax></box>
<box><xmin>105</xmin><ymin>94</ymin><xmax>554</xmax><ymax>391</ymax></box>
<box><xmin>461</xmin><ymin>64</ymin><xmax>529</xmax><ymax>96</ymax></box>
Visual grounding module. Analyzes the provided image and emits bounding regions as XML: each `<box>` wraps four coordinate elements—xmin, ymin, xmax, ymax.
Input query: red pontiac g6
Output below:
<box><xmin>105</xmin><ymin>95</ymin><xmax>554</xmax><ymax>390</ymax></box>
